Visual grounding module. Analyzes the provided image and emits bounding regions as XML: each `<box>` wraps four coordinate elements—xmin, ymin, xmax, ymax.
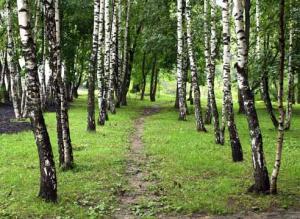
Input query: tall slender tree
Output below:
<box><xmin>102</xmin><ymin>0</ymin><xmax>111</xmax><ymax>123</ymax></box>
<box><xmin>45</xmin><ymin>0</ymin><xmax>73</xmax><ymax>169</ymax></box>
<box><xmin>208</xmin><ymin>0</ymin><xmax>221</xmax><ymax>144</ymax></box>
<box><xmin>258</xmin><ymin>0</ymin><xmax>279</xmax><ymax>129</ymax></box>
<box><xmin>87</xmin><ymin>0</ymin><xmax>100</xmax><ymax>131</ymax></box>
<box><xmin>270</xmin><ymin>0</ymin><xmax>286</xmax><ymax>194</ymax></box>
<box><xmin>285</xmin><ymin>2</ymin><xmax>295</xmax><ymax>130</ymax></box>
<box><xmin>176</xmin><ymin>0</ymin><xmax>187</xmax><ymax>120</ymax></box>
<box><xmin>220</xmin><ymin>0</ymin><xmax>243</xmax><ymax>161</ymax></box>
<box><xmin>233</xmin><ymin>0</ymin><xmax>270</xmax><ymax>193</ymax></box>
<box><xmin>97</xmin><ymin>0</ymin><xmax>106</xmax><ymax>125</ymax></box>
<box><xmin>17</xmin><ymin>0</ymin><xmax>57</xmax><ymax>202</ymax></box>
<box><xmin>119</xmin><ymin>0</ymin><xmax>130</xmax><ymax>107</ymax></box>
<box><xmin>7</xmin><ymin>0</ymin><xmax>22</xmax><ymax>119</ymax></box>
<box><xmin>108</xmin><ymin>0</ymin><xmax>118</xmax><ymax>114</ymax></box>
<box><xmin>184</xmin><ymin>0</ymin><xmax>206</xmax><ymax>132</ymax></box>
<box><xmin>204</xmin><ymin>0</ymin><xmax>212</xmax><ymax>125</ymax></box>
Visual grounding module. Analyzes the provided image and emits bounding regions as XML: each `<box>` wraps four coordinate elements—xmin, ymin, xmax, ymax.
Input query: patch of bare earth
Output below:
<box><xmin>0</xmin><ymin>103</ymin><xmax>31</xmax><ymax>134</ymax></box>
<box><xmin>114</xmin><ymin>106</ymin><xmax>161</xmax><ymax>218</ymax></box>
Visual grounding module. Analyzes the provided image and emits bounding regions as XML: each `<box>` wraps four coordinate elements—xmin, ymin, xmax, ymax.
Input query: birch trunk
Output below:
<box><xmin>17</xmin><ymin>0</ymin><xmax>57</xmax><ymax>202</ymax></box>
<box><xmin>101</xmin><ymin>0</ymin><xmax>111</xmax><ymax>123</ymax></box>
<box><xmin>119</xmin><ymin>0</ymin><xmax>130</xmax><ymax>107</ymax></box>
<box><xmin>257</xmin><ymin>0</ymin><xmax>279</xmax><ymax>129</ymax></box>
<box><xmin>87</xmin><ymin>0</ymin><xmax>100</xmax><ymax>131</ymax></box>
<box><xmin>285</xmin><ymin>9</ymin><xmax>294</xmax><ymax>130</ymax></box>
<box><xmin>177</xmin><ymin>0</ymin><xmax>187</xmax><ymax>120</ymax></box>
<box><xmin>233</xmin><ymin>0</ymin><xmax>270</xmax><ymax>193</ymax></box>
<box><xmin>97</xmin><ymin>0</ymin><xmax>106</xmax><ymax>125</ymax></box>
<box><xmin>208</xmin><ymin>0</ymin><xmax>221</xmax><ymax>144</ymax></box>
<box><xmin>108</xmin><ymin>0</ymin><xmax>118</xmax><ymax>114</ymax></box>
<box><xmin>45</xmin><ymin>0</ymin><xmax>73</xmax><ymax>169</ymax></box>
<box><xmin>185</xmin><ymin>0</ymin><xmax>206</xmax><ymax>132</ymax></box>
<box><xmin>204</xmin><ymin>0</ymin><xmax>212</xmax><ymax>125</ymax></box>
<box><xmin>220</xmin><ymin>0</ymin><xmax>243</xmax><ymax>161</ymax></box>
<box><xmin>56</xmin><ymin>0</ymin><xmax>73</xmax><ymax>169</ymax></box>
<box><xmin>270</xmin><ymin>0</ymin><xmax>285</xmax><ymax>194</ymax></box>
<box><xmin>7</xmin><ymin>0</ymin><xmax>22</xmax><ymax>119</ymax></box>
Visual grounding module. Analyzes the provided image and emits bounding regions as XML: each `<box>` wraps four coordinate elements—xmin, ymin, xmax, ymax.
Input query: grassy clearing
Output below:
<box><xmin>0</xmin><ymin>90</ymin><xmax>299</xmax><ymax>218</ymax></box>
<box><xmin>143</xmin><ymin>100</ymin><xmax>300</xmax><ymax>215</ymax></box>
<box><xmin>0</xmin><ymin>93</ymin><xmax>145</xmax><ymax>218</ymax></box>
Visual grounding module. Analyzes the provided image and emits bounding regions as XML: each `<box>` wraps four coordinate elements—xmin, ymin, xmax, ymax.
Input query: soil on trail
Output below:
<box><xmin>0</xmin><ymin>103</ymin><xmax>31</xmax><ymax>134</ymax></box>
<box><xmin>114</xmin><ymin>106</ymin><xmax>160</xmax><ymax>218</ymax></box>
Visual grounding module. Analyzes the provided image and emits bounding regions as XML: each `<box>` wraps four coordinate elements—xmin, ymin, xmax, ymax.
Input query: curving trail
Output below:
<box><xmin>114</xmin><ymin>106</ymin><xmax>160</xmax><ymax>218</ymax></box>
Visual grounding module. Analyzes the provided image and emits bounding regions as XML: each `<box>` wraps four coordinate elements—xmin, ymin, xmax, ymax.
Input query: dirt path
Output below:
<box><xmin>114</xmin><ymin>106</ymin><xmax>160</xmax><ymax>218</ymax></box>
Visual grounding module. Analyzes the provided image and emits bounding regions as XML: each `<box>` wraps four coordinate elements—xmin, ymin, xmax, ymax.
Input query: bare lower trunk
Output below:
<box><xmin>233</xmin><ymin>0</ymin><xmax>270</xmax><ymax>193</ymax></box>
<box><xmin>177</xmin><ymin>0</ymin><xmax>187</xmax><ymax>120</ymax></box>
<box><xmin>270</xmin><ymin>0</ymin><xmax>285</xmax><ymax>194</ymax></box>
<box><xmin>185</xmin><ymin>0</ymin><xmax>206</xmax><ymax>132</ymax></box>
<box><xmin>140</xmin><ymin>52</ymin><xmax>146</xmax><ymax>101</ymax></box>
<box><xmin>204</xmin><ymin>0</ymin><xmax>212</xmax><ymax>124</ymax></box>
<box><xmin>108</xmin><ymin>0</ymin><xmax>119</xmax><ymax>114</ymax></box>
<box><xmin>208</xmin><ymin>0</ymin><xmax>221</xmax><ymax>144</ymax></box>
<box><xmin>17</xmin><ymin>0</ymin><xmax>57</xmax><ymax>202</ymax></box>
<box><xmin>220</xmin><ymin>0</ymin><xmax>243</xmax><ymax>161</ymax></box>
<box><xmin>87</xmin><ymin>0</ymin><xmax>100</xmax><ymax>131</ymax></box>
<box><xmin>261</xmin><ymin>71</ymin><xmax>279</xmax><ymax>128</ymax></box>
<box><xmin>45</xmin><ymin>0</ymin><xmax>73</xmax><ymax>169</ymax></box>
<box><xmin>7</xmin><ymin>0</ymin><xmax>21</xmax><ymax>119</ymax></box>
<box><xmin>285</xmin><ymin>19</ymin><xmax>294</xmax><ymax>130</ymax></box>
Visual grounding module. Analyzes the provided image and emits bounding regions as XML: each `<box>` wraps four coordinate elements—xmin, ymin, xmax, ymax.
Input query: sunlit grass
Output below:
<box><xmin>0</xmin><ymin>88</ymin><xmax>299</xmax><ymax>217</ymax></box>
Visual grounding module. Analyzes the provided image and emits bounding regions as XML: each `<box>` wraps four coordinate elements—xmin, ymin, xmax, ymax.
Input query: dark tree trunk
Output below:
<box><xmin>204</xmin><ymin>92</ymin><xmax>212</xmax><ymax>124</ymax></box>
<box><xmin>297</xmin><ymin>71</ymin><xmax>300</xmax><ymax>103</ymax></box>
<box><xmin>175</xmin><ymin>83</ymin><xmax>179</xmax><ymax>109</ymax></box>
<box><xmin>261</xmin><ymin>71</ymin><xmax>279</xmax><ymax>128</ymax></box>
<box><xmin>238</xmin><ymin>89</ymin><xmax>245</xmax><ymax>114</ymax></box>
<box><xmin>150</xmin><ymin>56</ymin><xmax>157</xmax><ymax>102</ymax></box>
<box><xmin>188</xmin><ymin>83</ymin><xmax>193</xmax><ymax>105</ymax></box>
<box><xmin>140</xmin><ymin>52</ymin><xmax>146</xmax><ymax>101</ymax></box>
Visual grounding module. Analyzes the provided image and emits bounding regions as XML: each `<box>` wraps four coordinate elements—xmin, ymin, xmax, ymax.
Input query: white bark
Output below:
<box><xmin>177</xmin><ymin>0</ymin><xmax>187</xmax><ymax>120</ymax></box>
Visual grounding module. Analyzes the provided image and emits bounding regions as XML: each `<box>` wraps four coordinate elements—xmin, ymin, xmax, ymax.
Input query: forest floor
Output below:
<box><xmin>0</xmin><ymin>92</ymin><xmax>300</xmax><ymax>218</ymax></box>
<box><xmin>0</xmin><ymin>103</ymin><xmax>31</xmax><ymax>134</ymax></box>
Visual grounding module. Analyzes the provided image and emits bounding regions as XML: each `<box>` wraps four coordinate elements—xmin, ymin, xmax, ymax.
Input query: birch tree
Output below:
<box><xmin>97</xmin><ymin>0</ymin><xmax>106</xmax><ymax>125</ymax></box>
<box><xmin>208</xmin><ymin>0</ymin><xmax>221</xmax><ymax>144</ymax></box>
<box><xmin>101</xmin><ymin>0</ymin><xmax>111</xmax><ymax>124</ymax></box>
<box><xmin>45</xmin><ymin>0</ymin><xmax>73</xmax><ymax>170</ymax></box>
<box><xmin>258</xmin><ymin>0</ymin><xmax>279</xmax><ymax>128</ymax></box>
<box><xmin>7</xmin><ymin>0</ymin><xmax>22</xmax><ymax>119</ymax></box>
<box><xmin>220</xmin><ymin>0</ymin><xmax>243</xmax><ymax>161</ymax></box>
<box><xmin>108</xmin><ymin>0</ymin><xmax>118</xmax><ymax>114</ymax></box>
<box><xmin>17</xmin><ymin>0</ymin><xmax>57</xmax><ymax>202</ymax></box>
<box><xmin>177</xmin><ymin>0</ymin><xmax>187</xmax><ymax>120</ymax></box>
<box><xmin>184</xmin><ymin>0</ymin><xmax>206</xmax><ymax>132</ymax></box>
<box><xmin>233</xmin><ymin>0</ymin><xmax>270</xmax><ymax>193</ymax></box>
<box><xmin>285</xmin><ymin>2</ymin><xmax>295</xmax><ymax>130</ymax></box>
<box><xmin>270</xmin><ymin>0</ymin><xmax>286</xmax><ymax>194</ymax></box>
<box><xmin>204</xmin><ymin>0</ymin><xmax>212</xmax><ymax>125</ymax></box>
<box><xmin>87</xmin><ymin>0</ymin><xmax>100</xmax><ymax>131</ymax></box>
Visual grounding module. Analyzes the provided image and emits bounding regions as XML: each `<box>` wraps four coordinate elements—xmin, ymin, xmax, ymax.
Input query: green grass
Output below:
<box><xmin>143</xmin><ymin>100</ymin><xmax>300</xmax><ymax>215</ymax></box>
<box><xmin>0</xmin><ymin>93</ymin><xmax>143</xmax><ymax>218</ymax></box>
<box><xmin>0</xmin><ymin>90</ymin><xmax>299</xmax><ymax>218</ymax></box>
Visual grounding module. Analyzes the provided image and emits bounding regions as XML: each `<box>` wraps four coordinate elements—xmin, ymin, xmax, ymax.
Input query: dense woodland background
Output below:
<box><xmin>0</xmin><ymin>0</ymin><xmax>299</xmax><ymax>217</ymax></box>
